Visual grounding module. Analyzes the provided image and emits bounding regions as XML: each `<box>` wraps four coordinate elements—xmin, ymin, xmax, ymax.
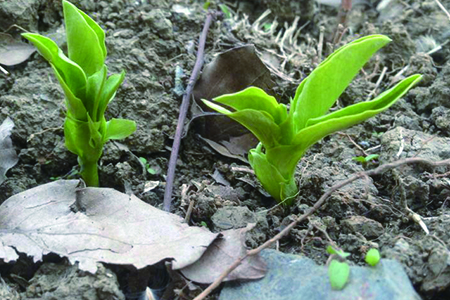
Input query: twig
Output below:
<box><xmin>193</xmin><ymin>157</ymin><xmax>450</xmax><ymax>300</ymax></box>
<box><xmin>337</xmin><ymin>132</ymin><xmax>367</xmax><ymax>156</ymax></box>
<box><xmin>163</xmin><ymin>12</ymin><xmax>218</xmax><ymax>212</ymax></box>
<box><xmin>317</xmin><ymin>26</ymin><xmax>325</xmax><ymax>63</ymax></box>
<box><xmin>367</xmin><ymin>66</ymin><xmax>387</xmax><ymax>101</ymax></box>
<box><xmin>434</xmin><ymin>0</ymin><xmax>450</xmax><ymax>21</ymax></box>
<box><xmin>0</xmin><ymin>65</ymin><xmax>9</xmax><ymax>75</ymax></box>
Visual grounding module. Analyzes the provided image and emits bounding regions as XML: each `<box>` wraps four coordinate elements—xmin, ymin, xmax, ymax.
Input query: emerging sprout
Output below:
<box><xmin>365</xmin><ymin>248</ymin><xmax>381</xmax><ymax>267</ymax></box>
<box><xmin>203</xmin><ymin>35</ymin><xmax>421</xmax><ymax>204</ymax></box>
<box><xmin>22</xmin><ymin>0</ymin><xmax>136</xmax><ymax>186</ymax></box>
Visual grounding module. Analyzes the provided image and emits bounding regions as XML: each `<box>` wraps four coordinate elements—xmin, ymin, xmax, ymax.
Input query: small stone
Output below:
<box><xmin>341</xmin><ymin>216</ymin><xmax>384</xmax><ymax>238</ymax></box>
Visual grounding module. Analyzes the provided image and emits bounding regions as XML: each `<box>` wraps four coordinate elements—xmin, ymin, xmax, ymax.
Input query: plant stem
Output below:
<box><xmin>163</xmin><ymin>11</ymin><xmax>218</xmax><ymax>212</ymax></box>
<box><xmin>80</xmin><ymin>159</ymin><xmax>99</xmax><ymax>187</ymax></box>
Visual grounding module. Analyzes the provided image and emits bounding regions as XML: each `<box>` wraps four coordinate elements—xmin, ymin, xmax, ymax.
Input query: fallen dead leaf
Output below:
<box><xmin>0</xmin><ymin>117</ymin><xmax>19</xmax><ymax>185</ymax></box>
<box><xmin>180</xmin><ymin>224</ymin><xmax>267</xmax><ymax>284</ymax></box>
<box><xmin>0</xmin><ymin>33</ymin><xmax>36</xmax><ymax>66</ymax></box>
<box><xmin>192</xmin><ymin>45</ymin><xmax>275</xmax><ymax>158</ymax></box>
<box><xmin>0</xmin><ymin>180</ymin><xmax>218</xmax><ymax>273</ymax></box>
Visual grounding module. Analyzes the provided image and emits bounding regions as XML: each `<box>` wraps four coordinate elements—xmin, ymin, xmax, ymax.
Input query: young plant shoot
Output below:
<box><xmin>22</xmin><ymin>0</ymin><xmax>136</xmax><ymax>186</ymax></box>
<box><xmin>203</xmin><ymin>35</ymin><xmax>422</xmax><ymax>204</ymax></box>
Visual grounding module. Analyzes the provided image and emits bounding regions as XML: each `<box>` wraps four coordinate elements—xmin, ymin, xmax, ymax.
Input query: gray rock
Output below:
<box><xmin>141</xmin><ymin>9</ymin><xmax>173</xmax><ymax>39</ymax></box>
<box><xmin>341</xmin><ymin>216</ymin><xmax>384</xmax><ymax>238</ymax></box>
<box><xmin>212</xmin><ymin>206</ymin><xmax>259</xmax><ymax>231</ymax></box>
<box><xmin>22</xmin><ymin>263</ymin><xmax>124</xmax><ymax>300</ymax></box>
<box><xmin>220</xmin><ymin>249</ymin><xmax>421</xmax><ymax>300</ymax></box>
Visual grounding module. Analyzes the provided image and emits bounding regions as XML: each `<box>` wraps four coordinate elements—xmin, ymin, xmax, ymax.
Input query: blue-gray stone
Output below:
<box><xmin>220</xmin><ymin>249</ymin><xmax>421</xmax><ymax>300</ymax></box>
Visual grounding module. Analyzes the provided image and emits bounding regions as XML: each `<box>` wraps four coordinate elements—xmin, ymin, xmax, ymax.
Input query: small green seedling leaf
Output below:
<box><xmin>352</xmin><ymin>154</ymin><xmax>379</xmax><ymax>164</ymax></box>
<box><xmin>219</xmin><ymin>4</ymin><xmax>231</xmax><ymax>18</ymax></box>
<box><xmin>328</xmin><ymin>260</ymin><xmax>350</xmax><ymax>290</ymax></box>
<box><xmin>263</xmin><ymin>23</ymin><xmax>272</xmax><ymax>32</ymax></box>
<box><xmin>326</xmin><ymin>245</ymin><xmax>351</xmax><ymax>259</ymax></box>
<box><xmin>365</xmin><ymin>248</ymin><xmax>381</xmax><ymax>266</ymax></box>
<box><xmin>203</xmin><ymin>0</ymin><xmax>211</xmax><ymax>9</ymax></box>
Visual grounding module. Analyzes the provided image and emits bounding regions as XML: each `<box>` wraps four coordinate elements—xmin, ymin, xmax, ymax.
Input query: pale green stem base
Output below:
<box><xmin>79</xmin><ymin>159</ymin><xmax>99</xmax><ymax>187</ymax></box>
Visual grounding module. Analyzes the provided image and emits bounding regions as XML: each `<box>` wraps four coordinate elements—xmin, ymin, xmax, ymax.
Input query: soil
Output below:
<box><xmin>1</xmin><ymin>0</ymin><xmax>450</xmax><ymax>299</ymax></box>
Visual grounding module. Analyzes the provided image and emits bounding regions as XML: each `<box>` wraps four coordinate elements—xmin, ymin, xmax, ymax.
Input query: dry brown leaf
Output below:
<box><xmin>192</xmin><ymin>45</ymin><xmax>275</xmax><ymax>157</ymax></box>
<box><xmin>180</xmin><ymin>224</ymin><xmax>267</xmax><ymax>284</ymax></box>
<box><xmin>0</xmin><ymin>33</ymin><xmax>36</xmax><ymax>66</ymax></box>
<box><xmin>0</xmin><ymin>117</ymin><xmax>19</xmax><ymax>185</ymax></box>
<box><xmin>0</xmin><ymin>180</ymin><xmax>218</xmax><ymax>273</ymax></box>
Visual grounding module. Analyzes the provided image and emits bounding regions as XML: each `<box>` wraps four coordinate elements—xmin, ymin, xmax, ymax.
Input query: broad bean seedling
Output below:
<box><xmin>22</xmin><ymin>0</ymin><xmax>136</xmax><ymax>186</ymax></box>
<box><xmin>203</xmin><ymin>35</ymin><xmax>421</xmax><ymax>204</ymax></box>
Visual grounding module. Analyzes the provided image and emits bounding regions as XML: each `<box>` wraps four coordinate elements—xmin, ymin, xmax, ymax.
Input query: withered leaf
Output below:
<box><xmin>180</xmin><ymin>224</ymin><xmax>267</xmax><ymax>283</ymax></box>
<box><xmin>0</xmin><ymin>33</ymin><xmax>36</xmax><ymax>66</ymax></box>
<box><xmin>0</xmin><ymin>180</ymin><xmax>218</xmax><ymax>273</ymax></box>
<box><xmin>0</xmin><ymin>117</ymin><xmax>19</xmax><ymax>185</ymax></box>
<box><xmin>193</xmin><ymin>45</ymin><xmax>274</xmax><ymax>157</ymax></box>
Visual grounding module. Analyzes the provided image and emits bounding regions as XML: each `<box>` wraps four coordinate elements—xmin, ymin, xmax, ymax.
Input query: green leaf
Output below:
<box><xmin>63</xmin><ymin>0</ymin><xmax>105</xmax><ymax>76</ymax></box>
<box><xmin>64</xmin><ymin>116</ymin><xmax>103</xmax><ymax>163</ymax></box>
<box><xmin>292</xmin><ymin>74</ymin><xmax>422</xmax><ymax>150</ymax></box>
<box><xmin>219</xmin><ymin>4</ymin><xmax>232</xmax><ymax>19</ymax></box>
<box><xmin>203</xmin><ymin>99</ymin><xmax>281</xmax><ymax>148</ymax></box>
<box><xmin>86</xmin><ymin>65</ymin><xmax>107</xmax><ymax>119</ymax></box>
<box><xmin>249</xmin><ymin>145</ymin><xmax>297</xmax><ymax>203</ymax></box>
<box><xmin>326</xmin><ymin>245</ymin><xmax>351</xmax><ymax>258</ymax></box>
<box><xmin>51</xmin><ymin>65</ymin><xmax>87</xmax><ymax>121</ymax></box>
<box><xmin>96</xmin><ymin>71</ymin><xmax>126</xmax><ymax>121</ymax></box>
<box><xmin>305</xmin><ymin>74</ymin><xmax>422</xmax><ymax>127</ymax></box>
<box><xmin>212</xmin><ymin>87</ymin><xmax>288</xmax><ymax>124</ymax></box>
<box><xmin>291</xmin><ymin>35</ymin><xmax>391</xmax><ymax>131</ymax></box>
<box><xmin>352</xmin><ymin>156</ymin><xmax>367</xmax><ymax>163</ymax></box>
<box><xmin>87</xmin><ymin>114</ymin><xmax>103</xmax><ymax>149</ymax></box>
<box><xmin>104</xmin><ymin>118</ymin><xmax>136</xmax><ymax>141</ymax></box>
<box><xmin>328</xmin><ymin>260</ymin><xmax>350</xmax><ymax>290</ymax></box>
<box><xmin>364</xmin><ymin>154</ymin><xmax>379</xmax><ymax>162</ymax></box>
<box><xmin>21</xmin><ymin>33</ymin><xmax>87</xmax><ymax>98</ymax></box>
<box><xmin>365</xmin><ymin>248</ymin><xmax>381</xmax><ymax>266</ymax></box>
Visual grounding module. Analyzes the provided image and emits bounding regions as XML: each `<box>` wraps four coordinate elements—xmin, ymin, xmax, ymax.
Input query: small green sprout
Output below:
<box><xmin>327</xmin><ymin>245</ymin><xmax>351</xmax><ymax>290</ymax></box>
<box><xmin>219</xmin><ymin>4</ymin><xmax>232</xmax><ymax>19</ymax></box>
<box><xmin>352</xmin><ymin>154</ymin><xmax>379</xmax><ymax>164</ymax></box>
<box><xmin>328</xmin><ymin>260</ymin><xmax>350</xmax><ymax>290</ymax></box>
<box><xmin>202</xmin><ymin>35</ymin><xmax>421</xmax><ymax>204</ymax></box>
<box><xmin>326</xmin><ymin>245</ymin><xmax>351</xmax><ymax>258</ymax></box>
<box><xmin>22</xmin><ymin>0</ymin><xmax>136</xmax><ymax>186</ymax></box>
<box><xmin>139</xmin><ymin>157</ymin><xmax>157</xmax><ymax>175</ymax></box>
<box><xmin>263</xmin><ymin>23</ymin><xmax>273</xmax><ymax>32</ymax></box>
<box><xmin>203</xmin><ymin>0</ymin><xmax>211</xmax><ymax>10</ymax></box>
<box><xmin>365</xmin><ymin>248</ymin><xmax>381</xmax><ymax>266</ymax></box>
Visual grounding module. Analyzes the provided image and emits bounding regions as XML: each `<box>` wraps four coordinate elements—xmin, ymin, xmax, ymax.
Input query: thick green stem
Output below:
<box><xmin>79</xmin><ymin>158</ymin><xmax>99</xmax><ymax>187</ymax></box>
<box><xmin>249</xmin><ymin>146</ymin><xmax>299</xmax><ymax>205</ymax></box>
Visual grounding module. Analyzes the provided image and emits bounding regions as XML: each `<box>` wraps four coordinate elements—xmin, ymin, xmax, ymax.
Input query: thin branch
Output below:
<box><xmin>193</xmin><ymin>157</ymin><xmax>450</xmax><ymax>300</ymax></box>
<box><xmin>434</xmin><ymin>0</ymin><xmax>450</xmax><ymax>21</ymax></box>
<box><xmin>163</xmin><ymin>12</ymin><xmax>218</xmax><ymax>212</ymax></box>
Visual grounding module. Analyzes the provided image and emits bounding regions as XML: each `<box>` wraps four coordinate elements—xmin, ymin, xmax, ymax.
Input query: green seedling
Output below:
<box><xmin>327</xmin><ymin>245</ymin><xmax>351</xmax><ymax>290</ymax></box>
<box><xmin>328</xmin><ymin>260</ymin><xmax>350</xmax><ymax>290</ymax></box>
<box><xmin>352</xmin><ymin>154</ymin><xmax>379</xmax><ymax>164</ymax></box>
<box><xmin>365</xmin><ymin>248</ymin><xmax>381</xmax><ymax>266</ymax></box>
<box><xmin>219</xmin><ymin>4</ymin><xmax>232</xmax><ymax>19</ymax></box>
<box><xmin>327</xmin><ymin>245</ymin><xmax>351</xmax><ymax>258</ymax></box>
<box><xmin>139</xmin><ymin>157</ymin><xmax>157</xmax><ymax>175</ymax></box>
<box><xmin>202</xmin><ymin>35</ymin><xmax>421</xmax><ymax>204</ymax></box>
<box><xmin>22</xmin><ymin>0</ymin><xmax>136</xmax><ymax>186</ymax></box>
